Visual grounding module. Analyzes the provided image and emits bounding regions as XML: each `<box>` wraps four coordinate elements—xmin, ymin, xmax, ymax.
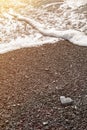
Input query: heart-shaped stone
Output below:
<box><xmin>60</xmin><ymin>96</ymin><xmax>73</xmax><ymax>105</ymax></box>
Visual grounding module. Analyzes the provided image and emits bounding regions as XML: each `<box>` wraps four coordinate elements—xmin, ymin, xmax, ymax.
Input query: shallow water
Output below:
<box><xmin>0</xmin><ymin>0</ymin><xmax>87</xmax><ymax>54</ymax></box>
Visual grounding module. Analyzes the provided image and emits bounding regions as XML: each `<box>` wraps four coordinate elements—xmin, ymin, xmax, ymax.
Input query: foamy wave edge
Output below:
<box><xmin>0</xmin><ymin>29</ymin><xmax>87</xmax><ymax>54</ymax></box>
<box><xmin>0</xmin><ymin>1</ymin><xmax>87</xmax><ymax>54</ymax></box>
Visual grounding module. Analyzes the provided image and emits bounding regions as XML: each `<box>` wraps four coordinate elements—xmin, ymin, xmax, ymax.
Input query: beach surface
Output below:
<box><xmin>0</xmin><ymin>40</ymin><xmax>87</xmax><ymax>130</ymax></box>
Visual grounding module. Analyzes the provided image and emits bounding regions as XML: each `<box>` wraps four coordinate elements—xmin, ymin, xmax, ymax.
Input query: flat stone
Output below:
<box><xmin>60</xmin><ymin>96</ymin><xmax>73</xmax><ymax>105</ymax></box>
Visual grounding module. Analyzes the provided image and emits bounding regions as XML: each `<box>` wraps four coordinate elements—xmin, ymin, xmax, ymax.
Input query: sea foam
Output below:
<box><xmin>0</xmin><ymin>0</ymin><xmax>87</xmax><ymax>54</ymax></box>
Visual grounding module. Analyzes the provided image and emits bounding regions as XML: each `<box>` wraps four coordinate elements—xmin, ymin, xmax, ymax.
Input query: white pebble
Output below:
<box><xmin>60</xmin><ymin>96</ymin><xmax>73</xmax><ymax>105</ymax></box>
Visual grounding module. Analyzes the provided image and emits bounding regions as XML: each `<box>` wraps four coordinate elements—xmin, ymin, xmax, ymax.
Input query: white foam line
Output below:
<box><xmin>11</xmin><ymin>14</ymin><xmax>87</xmax><ymax>46</ymax></box>
<box><xmin>0</xmin><ymin>36</ymin><xmax>59</xmax><ymax>54</ymax></box>
<box><xmin>0</xmin><ymin>29</ymin><xmax>87</xmax><ymax>54</ymax></box>
<box><xmin>0</xmin><ymin>13</ymin><xmax>87</xmax><ymax>54</ymax></box>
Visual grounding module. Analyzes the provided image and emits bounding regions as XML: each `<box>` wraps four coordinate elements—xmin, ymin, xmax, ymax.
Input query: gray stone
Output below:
<box><xmin>60</xmin><ymin>96</ymin><xmax>73</xmax><ymax>105</ymax></box>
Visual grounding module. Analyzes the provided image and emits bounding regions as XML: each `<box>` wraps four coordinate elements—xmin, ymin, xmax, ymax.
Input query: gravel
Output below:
<box><xmin>0</xmin><ymin>40</ymin><xmax>87</xmax><ymax>130</ymax></box>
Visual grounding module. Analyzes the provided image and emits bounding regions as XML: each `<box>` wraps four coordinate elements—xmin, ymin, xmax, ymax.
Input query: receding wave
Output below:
<box><xmin>0</xmin><ymin>0</ymin><xmax>87</xmax><ymax>54</ymax></box>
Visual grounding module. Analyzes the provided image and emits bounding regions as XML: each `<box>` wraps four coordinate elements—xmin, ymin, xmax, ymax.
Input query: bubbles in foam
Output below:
<box><xmin>0</xmin><ymin>0</ymin><xmax>87</xmax><ymax>54</ymax></box>
<box><xmin>64</xmin><ymin>0</ymin><xmax>87</xmax><ymax>8</ymax></box>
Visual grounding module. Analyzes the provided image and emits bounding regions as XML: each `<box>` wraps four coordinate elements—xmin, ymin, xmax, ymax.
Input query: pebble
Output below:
<box><xmin>60</xmin><ymin>96</ymin><xmax>73</xmax><ymax>105</ymax></box>
<box><xmin>5</xmin><ymin>120</ymin><xmax>9</xmax><ymax>123</ymax></box>
<box><xmin>85</xmin><ymin>95</ymin><xmax>87</xmax><ymax>98</ymax></box>
<box><xmin>42</xmin><ymin>121</ymin><xmax>48</xmax><ymax>125</ymax></box>
<box><xmin>12</xmin><ymin>104</ymin><xmax>16</xmax><ymax>107</ymax></box>
<box><xmin>45</xmin><ymin>68</ymin><xmax>49</xmax><ymax>71</ymax></box>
